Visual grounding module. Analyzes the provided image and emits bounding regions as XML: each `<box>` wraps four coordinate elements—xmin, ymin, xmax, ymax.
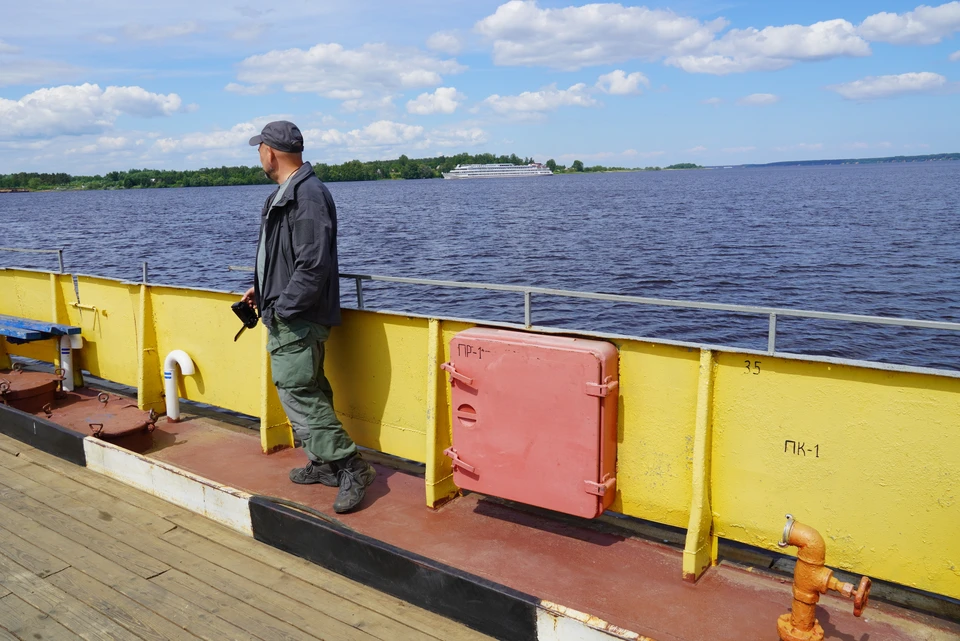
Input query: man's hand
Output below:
<box><xmin>241</xmin><ymin>287</ymin><xmax>257</xmax><ymax>311</ymax></box>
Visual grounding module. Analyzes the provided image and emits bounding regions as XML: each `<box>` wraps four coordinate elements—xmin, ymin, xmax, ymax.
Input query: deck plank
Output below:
<box><xmin>0</xmin><ymin>553</ymin><xmax>141</xmax><ymax>641</ymax></box>
<box><xmin>0</xmin><ymin>594</ymin><xmax>82</xmax><ymax>641</ymax></box>
<box><xmin>46</xmin><ymin>568</ymin><xmax>200</xmax><ymax>641</ymax></box>
<box><xmin>9</xmin><ymin>442</ymin><xmax>491</xmax><ymax>641</ymax></box>
<box><xmin>0</xmin><ymin>449</ymin><xmax>177</xmax><ymax>537</ymax></box>
<box><xmin>0</xmin><ymin>432</ymin><xmax>493</xmax><ymax>641</ymax></box>
<box><xmin>0</xmin><ymin>483</ymin><xmax>170</xmax><ymax>580</ymax></box>
<box><xmin>0</xmin><ymin>489</ymin><xmax>265</xmax><ymax>640</ymax></box>
<box><xmin>0</xmin><ymin>523</ymin><xmax>71</xmax><ymax>578</ymax></box>
<box><xmin>0</xmin><ymin>475</ymin><xmax>379</xmax><ymax>641</ymax></box>
<box><xmin>151</xmin><ymin>570</ymin><xmax>320</xmax><ymax>641</ymax></box>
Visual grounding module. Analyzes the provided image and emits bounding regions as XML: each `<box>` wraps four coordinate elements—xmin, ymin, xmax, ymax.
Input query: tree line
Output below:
<box><xmin>0</xmin><ymin>153</ymin><xmax>700</xmax><ymax>191</ymax></box>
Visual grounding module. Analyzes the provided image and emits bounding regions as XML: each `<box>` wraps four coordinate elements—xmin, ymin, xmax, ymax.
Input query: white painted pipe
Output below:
<box><xmin>163</xmin><ymin>349</ymin><xmax>195</xmax><ymax>422</ymax></box>
<box><xmin>59</xmin><ymin>335</ymin><xmax>74</xmax><ymax>392</ymax></box>
<box><xmin>57</xmin><ymin>334</ymin><xmax>82</xmax><ymax>392</ymax></box>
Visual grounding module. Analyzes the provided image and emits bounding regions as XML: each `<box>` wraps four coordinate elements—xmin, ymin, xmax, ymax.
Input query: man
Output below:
<box><xmin>241</xmin><ymin>120</ymin><xmax>375</xmax><ymax>513</ymax></box>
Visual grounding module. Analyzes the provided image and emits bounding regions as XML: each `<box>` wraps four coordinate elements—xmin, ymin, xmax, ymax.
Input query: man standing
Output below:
<box><xmin>241</xmin><ymin>121</ymin><xmax>375</xmax><ymax>513</ymax></box>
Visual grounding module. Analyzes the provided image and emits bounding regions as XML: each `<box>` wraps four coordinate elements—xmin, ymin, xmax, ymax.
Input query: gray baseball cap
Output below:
<box><xmin>249</xmin><ymin>120</ymin><xmax>304</xmax><ymax>153</ymax></box>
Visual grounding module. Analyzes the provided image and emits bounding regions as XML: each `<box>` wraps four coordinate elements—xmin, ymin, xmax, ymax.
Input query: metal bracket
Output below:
<box><xmin>443</xmin><ymin>447</ymin><xmax>477</xmax><ymax>474</ymax></box>
<box><xmin>585</xmin><ymin>377</ymin><xmax>618</xmax><ymax>398</ymax></box>
<box><xmin>440</xmin><ymin>362</ymin><xmax>474</xmax><ymax>387</ymax></box>
<box><xmin>584</xmin><ymin>475</ymin><xmax>617</xmax><ymax>497</ymax></box>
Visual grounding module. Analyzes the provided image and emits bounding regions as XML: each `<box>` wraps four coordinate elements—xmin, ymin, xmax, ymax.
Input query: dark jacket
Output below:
<box><xmin>253</xmin><ymin>162</ymin><xmax>341</xmax><ymax>328</ymax></box>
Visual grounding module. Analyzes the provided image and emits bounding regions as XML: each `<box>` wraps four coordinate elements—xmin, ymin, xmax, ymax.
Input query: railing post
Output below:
<box><xmin>355</xmin><ymin>277</ymin><xmax>365</xmax><ymax>310</ymax></box>
<box><xmin>524</xmin><ymin>291</ymin><xmax>532</xmax><ymax>328</ymax></box>
<box><xmin>768</xmin><ymin>313</ymin><xmax>777</xmax><ymax>355</ymax></box>
<box><xmin>142</xmin><ymin>261</ymin><xmax>148</xmax><ymax>284</ymax></box>
<box><xmin>57</xmin><ymin>249</ymin><xmax>64</xmax><ymax>274</ymax></box>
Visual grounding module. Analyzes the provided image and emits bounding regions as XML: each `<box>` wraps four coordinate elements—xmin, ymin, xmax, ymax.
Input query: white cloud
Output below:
<box><xmin>688</xmin><ymin>145</ymin><xmax>707</xmax><ymax>153</ymax></box>
<box><xmin>483</xmin><ymin>83</ymin><xmax>597</xmax><ymax>113</ymax></box>
<box><xmin>235</xmin><ymin>43</ymin><xmax>465</xmax><ymax>104</ymax></box>
<box><xmin>950</xmin><ymin>50</ymin><xmax>960</xmax><ymax>61</ymax></box>
<box><xmin>827</xmin><ymin>72</ymin><xmax>948</xmax><ymax>100</ymax></box>
<box><xmin>723</xmin><ymin>146</ymin><xmax>756</xmax><ymax>152</ymax></box>
<box><xmin>667</xmin><ymin>19</ymin><xmax>869</xmax><ymax>74</ymax></box>
<box><xmin>0</xmin><ymin>39</ymin><xmax>20</xmax><ymax>54</ymax></box>
<box><xmin>407</xmin><ymin>87</ymin><xmax>464</xmax><ymax>115</ymax></box>
<box><xmin>701</xmin><ymin>97</ymin><xmax>723</xmax><ymax>105</ymax></box>
<box><xmin>596</xmin><ymin>70</ymin><xmax>649</xmax><ymax>95</ymax></box>
<box><xmin>0</xmin><ymin>84</ymin><xmax>183</xmax><ymax>139</ymax></box>
<box><xmin>124</xmin><ymin>21</ymin><xmax>203</xmax><ymax>41</ymax></box>
<box><xmin>427</xmin><ymin>31</ymin><xmax>464</xmax><ymax>55</ymax></box>
<box><xmin>0</xmin><ymin>59</ymin><xmax>79</xmax><ymax>87</ymax></box>
<box><xmin>341</xmin><ymin>95</ymin><xmax>397</xmax><ymax>113</ymax></box>
<box><xmin>153</xmin><ymin>120</ymin><xmax>273</xmax><ymax>154</ymax></box>
<box><xmin>475</xmin><ymin>0</ymin><xmax>725</xmax><ymax>70</ymax></box>
<box><xmin>859</xmin><ymin>2</ymin><xmax>960</xmax><ymax>45</ymax></box>
<box><xmin>737</xmin><ymin>93</ymin><xmax>780</xmax><ymax>106</ymax></box>
<box><xmin>93</xmin><ymin>34</ymin><xmax>117</xmax><ymax>45</ymax></box>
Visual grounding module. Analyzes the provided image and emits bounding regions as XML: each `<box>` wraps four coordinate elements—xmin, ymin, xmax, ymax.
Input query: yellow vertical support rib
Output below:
<box><xmin>259</xmin><ymin>323</ymin><xmax>294</xmax><ymax>453</ymax></box>
<box><xmin>682</xmin><ymin>348</ymin><xmax>717</xmax><ymax>582</ymax></box>
<box><xmin>425</xmin><ymin>318</ymin><xmax>458</xmax><ymax>507</ymax></box>
<box><xmin>0</xmin><ymin>338</ymin><xmax>10</xmax><ymax>370</ymax></box>
<box><xmin>137</xmin><ymin>284</ymin><xmax>164</xmax><ymax>412</ymax></box>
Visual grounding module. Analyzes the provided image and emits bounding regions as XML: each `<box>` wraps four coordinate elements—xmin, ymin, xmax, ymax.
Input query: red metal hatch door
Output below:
<box><xmin>443</xmin><ymin>329</ymin><xmax>616</xmax><ymax>519</ymax></box>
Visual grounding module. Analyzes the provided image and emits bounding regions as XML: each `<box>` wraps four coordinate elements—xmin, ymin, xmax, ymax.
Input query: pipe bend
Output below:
<box><xmin>163</xmin><ymin>349</ymin><xmax>195</xmax><ymax>376</ymax></box>
<box><xmin>789</xmin><ymin>521</ymin><xmax>826</xmax><ymax>565</ymax></box>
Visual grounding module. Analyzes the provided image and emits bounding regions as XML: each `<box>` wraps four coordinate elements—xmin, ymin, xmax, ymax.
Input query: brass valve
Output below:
<box><xmin>776</xmin><ymin>514</ymin><xmax>872</xmax><ymax>641</ymax></box>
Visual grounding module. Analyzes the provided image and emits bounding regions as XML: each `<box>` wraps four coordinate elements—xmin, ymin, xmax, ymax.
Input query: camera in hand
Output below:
<box><xmin>231</xmin><ymin>301</ymin><xmax>259</xmax><ymax>341</ymax></box>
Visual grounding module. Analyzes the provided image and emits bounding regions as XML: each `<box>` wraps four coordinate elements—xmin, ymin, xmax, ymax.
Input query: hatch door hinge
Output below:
<box><xmin>584</xmin><ymin>475</ymin><xmax>617</xmax><ymax>497</ymax></box>
<box><xmin>443</xmin><ymin>447</ymin><xmax>477</xmax><ymax>475</ymax></box>
<box><xmin>440</xmin><ymin>362</ymin><xmax>474</xmax><ymax>387</ymax></box>
<box><xmin>585</xmin><ymin>377</ymin><xmax>618</xmax><ymax>398</ymax></box>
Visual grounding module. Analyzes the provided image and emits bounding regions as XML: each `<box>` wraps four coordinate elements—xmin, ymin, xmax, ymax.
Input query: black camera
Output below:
<box><xmin>231</xmin><ymin>301</ymin><xmax>259</xmax><ymax>341</ymax></box>
<box><xmin>231</xmin><ymin>301</ymin><xmax>259</xmax><ymax>328</ymax></box>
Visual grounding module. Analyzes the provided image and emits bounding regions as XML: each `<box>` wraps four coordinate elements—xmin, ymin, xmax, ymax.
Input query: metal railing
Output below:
<box><xmin>225</xmin><ymin>266</ymin><xmax>960</xmax><ymax>357</ymax></box>
<box><xmin>0</xmin><ymin>247</ymin><xmax>64</xmax><ymax>273</ymax></box>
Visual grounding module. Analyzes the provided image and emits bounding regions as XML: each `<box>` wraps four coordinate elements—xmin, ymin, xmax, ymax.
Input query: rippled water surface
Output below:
<box><xmin>2</xmin><ymin>163</ymin><xmax>959</xmax><ymax>370</ymax></box>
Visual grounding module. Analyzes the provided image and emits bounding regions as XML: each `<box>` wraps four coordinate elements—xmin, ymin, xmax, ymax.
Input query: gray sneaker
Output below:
<box><xmin>289</xmin><ymin>460</ymin><xmax>338</xmax><ymax>486</ymax></box>
<box><xmin>333</xmin><ymin>455</ymin><xmax>377</xmax><ymax>514</ymax></box>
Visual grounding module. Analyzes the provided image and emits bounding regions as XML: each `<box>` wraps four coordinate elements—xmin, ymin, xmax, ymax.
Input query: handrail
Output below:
<box><xmin>226</xmin><ymin>265</ymin><xmax>960</xmax><ymax>357</ymax></box>
<box><xmin>0</xmin><ymin>246</ymin><xmax>64</xmax><ymax>273</ymax></box>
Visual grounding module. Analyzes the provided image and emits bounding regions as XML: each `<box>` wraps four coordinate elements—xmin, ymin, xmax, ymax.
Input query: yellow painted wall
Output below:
<box><xmin>0</xmin><ymin>270</ymin><xmax>79</xmax><ymax>364</ymax></box>
<box><xmin>149</xmin><ymin>285</ymin><xmax>263</xmax><ymax>417</ymax></box>
<box><xmin>711</xmin><ymin>352</ymin><xmax>960</xmax><ymax>599</ymax></box>
<box><xmin>2</xmin><ymin>268</ymin><xmax>958</xmax><ymax>599</ymax></box>
<box><xmin>611</xmin><ymin>340</ymin><xmax>701</xmax><ymax>528</ymax></box>
<box><xmin>71</xmin><ymin>276</ymin><xmax>140</xmax><ymax>387</ymax></box>
<box><xmin>328</xmin><ymin>310</ymin><xmax>432</xmax><ymax>463</ymax></box>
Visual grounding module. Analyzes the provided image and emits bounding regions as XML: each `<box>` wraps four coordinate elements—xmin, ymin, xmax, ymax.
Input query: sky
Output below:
<box><xmin>0</xmin><ymin>0</ymin><xmax>958</xmax><ymax>173</ymax></box>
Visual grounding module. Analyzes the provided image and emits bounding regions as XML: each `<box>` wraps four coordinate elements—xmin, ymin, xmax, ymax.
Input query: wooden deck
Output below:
<box><xmin>0</xmin><ymin>432</ymin><xmax>493</xmax><ymax>641</ymax></box>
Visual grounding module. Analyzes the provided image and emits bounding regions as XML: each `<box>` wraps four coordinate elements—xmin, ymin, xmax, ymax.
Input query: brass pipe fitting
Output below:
<box><xmin>776</xmin><ymin>515</ymin><xmax>872</xmax><ymax>641</ymax></box>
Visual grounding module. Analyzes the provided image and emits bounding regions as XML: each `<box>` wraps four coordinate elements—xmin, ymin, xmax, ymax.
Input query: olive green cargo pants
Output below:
<box><xmin>267</xmin><ymin>317</ymin><xmax>357</xmax><ymax>464</ymax></box>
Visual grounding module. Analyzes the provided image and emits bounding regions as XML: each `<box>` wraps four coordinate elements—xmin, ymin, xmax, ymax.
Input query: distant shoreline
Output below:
<box><xmin>712</xmin><ymin>152</ymin><xmax>958</xmax><ymax>169</ymax></box>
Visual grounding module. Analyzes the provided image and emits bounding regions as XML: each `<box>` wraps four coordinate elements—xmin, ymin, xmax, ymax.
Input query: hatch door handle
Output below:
<box><xmin>443</xmin><ymin>447</ymin><xmax>477</xmax><ymax>474</ymax></box>
<box><xmin>440</xmin><ymin>362</ymin><xmax>474</xmax><ymax>387</ymax></box>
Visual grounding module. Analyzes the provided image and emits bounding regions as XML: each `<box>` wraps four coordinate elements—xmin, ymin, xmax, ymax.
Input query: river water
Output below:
<box><xmin>2</xmin><ymin>162</ymin><xmax>959</xmax><ymax>370</ymax></box>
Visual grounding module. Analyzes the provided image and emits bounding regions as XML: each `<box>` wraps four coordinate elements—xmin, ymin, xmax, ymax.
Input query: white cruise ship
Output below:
<box><xmin>442</xmin><ymin>163</ymin><xmax>553</xmax><ymax>179</ymax></box>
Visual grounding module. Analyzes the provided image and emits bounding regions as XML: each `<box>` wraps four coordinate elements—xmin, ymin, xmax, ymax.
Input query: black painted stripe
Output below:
<box><xmin>249</xmin><ymin>495</ymin><xmax>540</xmax><ymax>641</ymax></box>
<box><xmin>0</xmin><ymin>403</ymin><xmax>87</xmax><ymax>466</ymax></box>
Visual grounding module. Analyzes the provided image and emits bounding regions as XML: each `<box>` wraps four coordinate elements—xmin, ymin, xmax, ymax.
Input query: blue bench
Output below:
<box><xmin>0</xmin><ymin>315</ymin><xmax>81</xmax><ymax>345</ymax></box>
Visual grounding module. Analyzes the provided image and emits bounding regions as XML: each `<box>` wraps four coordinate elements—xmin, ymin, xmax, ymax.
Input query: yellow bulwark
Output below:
<box><xmin>1</xmin><ymin>267</ymin><xmax>958</xmax><ymax>602</ymax></box>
